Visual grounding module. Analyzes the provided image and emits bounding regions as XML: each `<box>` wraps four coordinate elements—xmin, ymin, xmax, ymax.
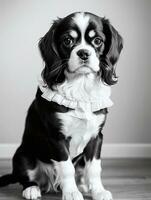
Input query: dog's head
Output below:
<box><xmin>39</xmin><ymin>12</ymin><xmax>123</xmax><ymax>88</ymax></box>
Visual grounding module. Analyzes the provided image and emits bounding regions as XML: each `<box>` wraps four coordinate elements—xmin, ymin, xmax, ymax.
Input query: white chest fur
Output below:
<box><xmin>39</xmin><ymin>74</ymin><xmax>112</xmax><ymax>158</ymax></box>
<box><xmin>57</xmin><ymin>110</ymin><xmax>105</xmax><ymax>158</ymax></box>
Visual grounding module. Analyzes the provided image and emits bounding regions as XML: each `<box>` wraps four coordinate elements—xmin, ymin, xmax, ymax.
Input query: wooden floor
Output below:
<box><xmin>0</xmin><ymin>159</ymin><xmax>151</xmax><ymax>200</ymax></box>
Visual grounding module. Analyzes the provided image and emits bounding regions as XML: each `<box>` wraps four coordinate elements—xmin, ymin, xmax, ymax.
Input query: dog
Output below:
<box><xmin>0</xmin><ymin>12</ymin><xmax>123</xmax><ymax>200</ymax></box>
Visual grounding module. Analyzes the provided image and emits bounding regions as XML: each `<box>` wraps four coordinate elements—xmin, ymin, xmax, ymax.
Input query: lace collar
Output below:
<box><xmin>38</xmin><ymin>74</ymin><xmax>113</xmax><ymax>113</ymax></box>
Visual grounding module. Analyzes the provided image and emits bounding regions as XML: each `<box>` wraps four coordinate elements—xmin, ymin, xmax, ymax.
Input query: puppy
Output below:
<box><xmin>0</xmin><ymin>12</ymin><xmax>123</xmax><ymax>200</ymax></box>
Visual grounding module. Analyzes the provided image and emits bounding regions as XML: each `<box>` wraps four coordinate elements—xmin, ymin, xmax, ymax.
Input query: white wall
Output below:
<box><xmin>0</xmin><ymin>0</ymin><xmax>151</xmax><ymax>146</ymax></box>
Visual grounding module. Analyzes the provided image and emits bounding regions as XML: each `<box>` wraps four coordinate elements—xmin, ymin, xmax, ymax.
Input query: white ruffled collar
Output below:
<box><xmin>38</xmin><ymin>74</ymin><xmax>113</xmax><ymax>114</ymax></box>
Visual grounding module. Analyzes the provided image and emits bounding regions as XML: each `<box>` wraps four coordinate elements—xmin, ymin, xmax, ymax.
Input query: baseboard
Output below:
<box><xmin>0</xmin><ymin>143</ymin><xmax>151</xmax><ymax>159</ymax></box>
<box><xmin>101</xmin><ymin>143</ymin><xmax>151</xmax><ymax>158</ymax></box>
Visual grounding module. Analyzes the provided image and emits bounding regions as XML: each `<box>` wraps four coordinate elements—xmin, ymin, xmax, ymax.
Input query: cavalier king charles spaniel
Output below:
<box><xmin>0</xmin><ymin>12</ymin><xmax>123</xmax><ymax>200</ymax></box>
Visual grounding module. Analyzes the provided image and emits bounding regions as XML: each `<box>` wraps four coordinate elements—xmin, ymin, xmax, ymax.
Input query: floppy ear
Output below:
<box><xmin>100</xmin><ymin>18</ymin><xmax>123</xmax><ymax>85</ymax></box>
<box><xmin>39</xmin><ymin>18</ymin><xmax>65</xmax><ymax>89</ymax></box>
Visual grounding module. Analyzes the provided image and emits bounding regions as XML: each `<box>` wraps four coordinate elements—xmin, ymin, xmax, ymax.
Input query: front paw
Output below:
<box><xmin>22</xmin><ymin>186</ymin><xmax>41</xmax><ymax>200</ymax></box>
<box><xmin>63</xmin><ymin>190</ymin><xmax>84</xmax><ymax>200</ymax></box>
<box><xmin>92</xmin><ymin>189</ymin><xmax>113</xmax><ymax>200</ymax></box>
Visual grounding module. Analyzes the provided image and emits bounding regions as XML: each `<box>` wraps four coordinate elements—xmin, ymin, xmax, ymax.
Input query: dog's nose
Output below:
<box><xmin>77</xmin><ymin>49</ymin><xmax>91</xmax><ymax>61</ymax></box>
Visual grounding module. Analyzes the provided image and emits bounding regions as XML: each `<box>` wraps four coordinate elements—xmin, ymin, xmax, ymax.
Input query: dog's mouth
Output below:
<box><xmin>77</xmin><ymin>60</ymin><xmax>100</xmax><ymax>74</ymax></box>
<box><xmin>68</xmin><ymin>61</ymin><xmax>96</xmax><ymax>74</ymax></box>
<box><xmin>66</xmin><ymin>58</ymin><xmax>99</xmax><ymax>75</ymax></box>
<box><xmin>67</xmin><ymin>65</ymin><xmax>93</xmax><ymax>75</ymax></box>
<box><xmin>76</xmin><ymin>65</ymin><xmax>93</xmax><ymax>73</ymax></box>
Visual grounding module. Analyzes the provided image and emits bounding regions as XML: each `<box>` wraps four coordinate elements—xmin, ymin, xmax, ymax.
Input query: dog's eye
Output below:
<box><xmin>92</xmin><ymin>37</ymin><xmax>103</xmax><ymax>47</ymax></box>
<box><xmin>63</xmin><ymin>36</ymin><xmax>73</xmax><ymax>47</ymax></box>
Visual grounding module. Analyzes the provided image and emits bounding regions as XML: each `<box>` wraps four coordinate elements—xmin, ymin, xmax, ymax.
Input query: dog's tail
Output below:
<box><xmin>0</xmin><ymin>174</ymin><xmax>18</xmax><ymax>187</ymax></box>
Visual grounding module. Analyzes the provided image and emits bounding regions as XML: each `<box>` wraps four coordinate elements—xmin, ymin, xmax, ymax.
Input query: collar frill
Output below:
<box><xmin>38</xmin><ymin>74</ymin><xmax>113</xmax><ymax>115</ymax></box>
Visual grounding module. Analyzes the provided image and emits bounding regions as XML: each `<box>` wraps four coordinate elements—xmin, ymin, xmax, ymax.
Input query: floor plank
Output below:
<box><xmin>0</xmin><ymin>159</ymin><xmax>151</xmax><ymax>200</ymax></box>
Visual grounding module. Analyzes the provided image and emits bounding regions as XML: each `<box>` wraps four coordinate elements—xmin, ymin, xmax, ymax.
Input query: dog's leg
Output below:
<box><xmin>84</xmin><ymin>133</ymin><xmax>113</xmax><ymax>200</ymax></box>
<box><xmin>54</xmin><ymin>157</ymin><xmax>84</xmax><ymax>200</ymax></box>
<box><xmin>73</xmin><ymin>154</ymin><xmax>89</xmax><ymax>193</ymax></box>
<box><xmin>12</xmin><ymin>148</ymin><xmax>41</xmax><ymax>200</ymax></box>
